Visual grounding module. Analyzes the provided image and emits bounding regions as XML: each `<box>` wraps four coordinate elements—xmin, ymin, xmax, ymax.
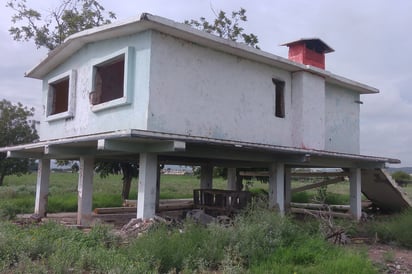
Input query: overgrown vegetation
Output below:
<box><xmin>1</xmin><ymin>173</ymin><xmax>412</xmax><ymax>272</ymax></box>
<box><xmin>364</xmin><ymin>209</ymin><xmax>412</xmax><ymax>249</ymax></box>
<box><xmin>0</xmin><ymin>204</ymin><xmax>378</xmax><ymax>273</ymax></box>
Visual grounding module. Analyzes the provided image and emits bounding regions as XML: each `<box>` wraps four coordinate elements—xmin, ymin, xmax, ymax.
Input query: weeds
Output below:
<box><xmin>0</xmin><ymin>205</ymin><xmax>380</xmax><ymax>273</ymax></box>
<box><xmin>368</xmin><ymin>209</ymin><xmax>412</xmax><ymax>248</ymax></box>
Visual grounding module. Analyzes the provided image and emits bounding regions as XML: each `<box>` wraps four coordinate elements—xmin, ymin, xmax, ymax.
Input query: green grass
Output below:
<box><xmin>1</xmin><ymin>173</ymin><xmax>410</xmax><ymax>218</ymax></box>
<box><xmin>0</xmin><ymin>204</ymin><xmax>378</xmax><ymax>273</ymax></box>
<box><xmin>3</xmin><ymin>172</ymin><xmax>412</xmax><ymax>272</ymax></box>
<box><xmin>364</xmin><ymin>208</ymin><xmax>412</xmax><ymax>249</ymax></box>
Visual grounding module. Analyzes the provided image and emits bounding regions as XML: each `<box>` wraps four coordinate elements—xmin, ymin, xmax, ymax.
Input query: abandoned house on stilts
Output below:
<box><xmin>1</xmin><ymin>13</ymin><xmax>410</xmax><ymax>226</ymax></box>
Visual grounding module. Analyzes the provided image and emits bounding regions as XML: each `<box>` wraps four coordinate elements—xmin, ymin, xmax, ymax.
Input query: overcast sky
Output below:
<box><xmin>1</xmin><ymin>0</ymin><xmax>411</xmax><ymax>166</ymax></box>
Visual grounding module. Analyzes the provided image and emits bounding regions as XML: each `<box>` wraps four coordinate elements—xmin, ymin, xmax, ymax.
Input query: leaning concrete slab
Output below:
<box><xmin>361</xmin><ymin>169</ymin><xmax>412</xmax><ymax>211</ymax></box>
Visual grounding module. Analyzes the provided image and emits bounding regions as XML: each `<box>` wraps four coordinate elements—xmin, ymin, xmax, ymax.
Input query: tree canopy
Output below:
<box><xmin>185</xmin><ymin>7</ymin><xmax>259</xmax><ymax>49</ymax></box>
<box><xmin>0</xmin><ymin>100</ymin><xmax>39</xmax><ymax>185</ymax></box>
<box><xmin>391</xmin><ymin>171</ymin><xmax>411</xmax><ymax>182</ymax></box>
<box><xmin>7</xmin><ymin>0</ymin><xmax>116</xmax><ymax>50</ymax></box>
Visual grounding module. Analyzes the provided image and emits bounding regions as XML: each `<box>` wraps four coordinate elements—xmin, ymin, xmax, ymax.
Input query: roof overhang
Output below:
<box><xmin>26</xmin><ymin>13</ymin><xmax>378</xmax><ymax>95</ymax></box>
<box><xmin>0</xmin><ymin>129</ymin><xmax>399</xmax><ymax>169</ymax></box>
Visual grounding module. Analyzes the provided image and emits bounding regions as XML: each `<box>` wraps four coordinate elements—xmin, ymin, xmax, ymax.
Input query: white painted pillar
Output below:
<box><xmin>284</xmin><ymin>167</ymin><xmax>292</xmax><ymax>213</ymax></box>
<box><xmin>268</xmin><ymin>162</ymin><xmax>285</xmax><ymax>215</ymax></box>
<box><xmin>227</xmin><ymin>168</ymin><xmax>237</xmax><ymax>190</ymax></box>
<box><xmin>349</xmin><ymin>168</ymin><xmax>362</xmax><ymax>220</ymax></box>
<box><xmin>34</xmin><ymin>159</ymin><xmax>50</xmax><ymax>217</ymax></box>
<box><xmin>200</xmin><ymin>164</ymin><xmax>213</xmax><ymax>189</ymax></box>
<box><xmin>137</xmin><ymin>153</ymin><xmax>158</xmax><ymax>219</ymax></box>
<box><xmin>77</xmin><ymin>157</ymin><xmax>94</xmax><ymax>226</ymax></box>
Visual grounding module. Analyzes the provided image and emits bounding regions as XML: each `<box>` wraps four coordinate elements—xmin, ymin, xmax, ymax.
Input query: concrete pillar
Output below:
<box><xmin>155</xmin><ymin>164</ymin><xmax>161</xmax><ymax>213</ymax></box>
<box><xmin>236</xmin><ymin>170</ymin><xmax>243</xmax><ymax>191</ymax></box>
<box><xmin>200</xmin><ymin>164</ymin><xmax>213</xmax><ymax>189</ymax></box>
<box><xmin>137</xmin><ymin>153</ymin><xmax>158</xmax><ymax>219</ymax></box>
<box><xmin>268</xmin><ymin>162</ymin><xmax>285</xmax><ymax>215</ymax></box>
<box><xmin>227</xmin><ymin>168</ymin><xmax>237</xmax><ymax>190</ymax></box>
<box><xmin>349</xmin><ymin>168</ymin><xmax>362</xmax><ymax>220</ymax></box>
<box><xmin>34</xmin><ymin>159</ymin><xmax>50</xmax><ymax>217</ymax></box>
<box><xmin>77</xmin><ymin>157</ymin><xmax>94</xmax><ymax>226</ymax></box>
<box><xmin>284</xmin><ymin>167</ymin><xmax>292</xmax><ymax>213</ymax></box>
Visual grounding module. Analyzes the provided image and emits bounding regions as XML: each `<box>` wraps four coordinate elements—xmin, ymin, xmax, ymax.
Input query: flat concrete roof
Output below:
<box><xmin>1</xmin><ymin>129</ymin><xmax>399</xmax><ymax>168</ymax></box>
<box><xmin>26</xmin><ymin>13</ymin><xmax>378</xmax><ymax>95</ymax></box>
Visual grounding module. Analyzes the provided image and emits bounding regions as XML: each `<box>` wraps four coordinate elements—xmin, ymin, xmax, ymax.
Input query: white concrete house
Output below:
<box><xmin>1</xmin><ymin>13</ymin><xmax>404</xmax><ymax>225</ymax></box>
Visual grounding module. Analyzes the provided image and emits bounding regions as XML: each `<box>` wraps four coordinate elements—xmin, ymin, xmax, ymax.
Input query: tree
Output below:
<box><xmin>391</xmin><ymin>171</ymin><xmax>411</xmax><ymax>182</ymax></box>
<box><xmin>7</xmin><ymin>0</ymin><xmax>116</xmax><ymax>50</ymax></box>
<box><xmin>5</xmin><ymin>0</ymin><xmax>140</xmax><ymax>199</ymax></box>
<box><xmin>185</xmin><ymin>7</ymin><xmax>259</xmax><ymax>49</ymax></box>
<box><xmin>0</xmin><ymin>100</ymin><xmax>39</xmax><ymax>186</ymax></box>
<box><xmin>96</xmin><ymin>161</ymin><xmax>139</xmax><ymax>201</ymax></box>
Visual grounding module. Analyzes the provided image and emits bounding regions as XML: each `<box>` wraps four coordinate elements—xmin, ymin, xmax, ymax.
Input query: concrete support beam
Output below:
<box><xmin>268</xmin><ymin>162</ymin><xmax>285</xmax><ymax>215</ymax></box>
<box><xmin>200</xmin><ymin>164</ymin><xmax>213</xmax><ymax>189</ymax></box>
<box><xmin>236</xmin><ymin>170</ymin><xmax>244</xmax><ymax>191</ymax></box>
<box><xmin>284</xmin><ymin>167</ymin><xmax>292</xmax><ymax>213</ymax></box>
<box><xmin>155</xmin><ymin>164</ymin><xmax>161</xmax><ymax>213</ymax></box>
<box><xmin>227</xmin><ymin>168</ymin><xmax>237</xmax><ymax>190</ymax></box>
<box><xmin>137</xmin><ymin>153</ymin><xmax>158</xmax><ymax>219</ymax></box>
<box><xmin>34</xmin><ymin>159</ymin><xmax>50</xmax><ymax>217</ymax></box>
<box><xmin>77</xmin><ymin>157</ymin><xmax>94</xmax><ymax>226</ymax></box>
<box><xmin>349</xmin><ymin>168</ymin><xmax>362</xmax><ymax>220</ymax></box>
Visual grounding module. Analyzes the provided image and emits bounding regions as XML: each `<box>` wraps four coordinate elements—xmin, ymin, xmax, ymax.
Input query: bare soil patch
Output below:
<box><xmin>367</xmin><ymin>244</ymin><xmax>412</xmax><ymax>273</ymax></box>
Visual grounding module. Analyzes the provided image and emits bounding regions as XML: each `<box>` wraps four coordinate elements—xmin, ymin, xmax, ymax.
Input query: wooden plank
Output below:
<box><xmin>290</xmin><ymin>201</ymin><xmax>372</xmax><ymax>210</ymax></box>
<box><xmin>94</xmin><ymin>207</ymin><xmax>136</xmax><ymax>214</ymax></box>
<box><xmin>290</xmin><ymin>207</ymin><xmax>352</xmax><ymax>219</ymax></box>
<box><xmin>291</xmin><ymin>177</ymin><xmax>344</xmax><ymax>193</ymax></box>
<box><xmin>239</xmin><ymin>171</ymin><xmax>349</xmax><ymax>178</ymax></box>
<box><xmin>291</xmin><ymin>172</ymin><xmax>349</xmax><ymax>177</ymax></box>
<box><xmin>290</xmin><ymin>202</ymin><xmax>349</xmax><ymax>211</ymax></box>
<box><xmin>239</xmin><ymin>171</ymin><xmax>270</xmax><ymax>177</ymax></box>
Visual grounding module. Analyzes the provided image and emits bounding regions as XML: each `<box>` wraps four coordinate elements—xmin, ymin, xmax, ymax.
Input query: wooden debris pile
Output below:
<box><xmin>118</xmin><ymin>215</ymin><xmax>182</xmax><ymax>237</ymax></box>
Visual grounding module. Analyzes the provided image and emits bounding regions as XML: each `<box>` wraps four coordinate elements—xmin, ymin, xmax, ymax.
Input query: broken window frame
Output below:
<box><xmin>90</xmin><ymin>47</ymin><xmax>134</xmax><ymax>112</ymax></box>
<box><xmin>46</xmin><ymin>69</ymin><xmax>77</xmax><ymax>122</ymax></box>
<box><xmin>272</xmin><ymin>78</ymin><xmax>285</xmax><ymax>118</ymax></box>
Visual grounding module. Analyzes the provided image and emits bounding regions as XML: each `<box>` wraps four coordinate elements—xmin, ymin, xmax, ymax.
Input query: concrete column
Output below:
<box><xmin>236</xmin><ymin>170</ymin><xmax>243</xmax><ymax>191</ymax></box>
<box><xmin>137</xmin><ymin>153</ymin><xmax>158</xmax><ymax>219</ymax></box>
<box><xmin>268</xmin><ymin>162</ymin><xmax>285</xmax><ymax>215</ymax></box>
<box><xmin>200</xmin><ymin>164</ymin><xmax>213</xmax><ymax>189</ymax></box>
<box><xmin>284</xmin><ymin>167</ymin><xmax>292</xmax><ymax>213</ymax></box>
<box><xmin>227</xmin><ymin>168</ymin><xmax>237</xmax><ymax>190</ymax></box>
<box><xmin>77</xmin><ymin>157</ymin><xmax>94</xmax><ymax>226</ymax></box>
<box><xmin>155</xmin><ymin>164</ymin><xmax>161</xmax><ymax>213</ymax></box>
<box><xmin>34</xmin><ymin>159</ymin><xmax>50</xmax><ymax>217</ymax></box>
<box><xmin>349</xmin><ymin>168</ymin><xmax>362</xmax><ymax>220</ymax></box>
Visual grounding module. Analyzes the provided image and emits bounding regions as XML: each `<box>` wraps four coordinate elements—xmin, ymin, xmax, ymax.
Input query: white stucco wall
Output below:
<box><xmin>324</xmin><ymin>83</ymin><xmax>360</xmax><ymax>154</ymax></box>
<box><xmin>36</xmin><ymin>29</ymin><xmax>362</xmax><ymax>155</ymax></box>
<box><xmin>147</xmin><ymin>32</ymin><xmax>293</xmax><ymax>146</ymax></box>
<box><xmin>38</xmin><ymin>31</ymin><xmax>152</xmax><ymax>140</ymax></box>
<box><xmin>291</xmin><ymin>71</ymin><xmax>326</xmax><ymax>150</ymax></box>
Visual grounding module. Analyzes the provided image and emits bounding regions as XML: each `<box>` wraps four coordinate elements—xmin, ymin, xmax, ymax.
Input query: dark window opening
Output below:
<box><xmin>92</xmin><ymin>55</ymin><xmax>125</xmax><ymax>105</ymax></box>
<box><xmin>272</xmin><ymin>78</ymin><xmax>285</xmax><ymax>118</ymax></box>
<box><xmin>50</xmin><ymin>77</ymin><xmax>69</xmax><ymax>115</ymax></box>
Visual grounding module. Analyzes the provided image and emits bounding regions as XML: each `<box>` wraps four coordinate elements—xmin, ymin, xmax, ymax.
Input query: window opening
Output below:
<box><xmin>91</xmin><ymin>55</ymin><xmax>125</xmax><ymax>105</ymax></box>
<box><xmin>49</xmin><ymin>77</ymin><xmax>69</xmax><ymax>115</ymax></box>
<box><xmin>272</xmin><ymin>78</ymin><xmax>285</xmax><ymax>118</ymax></box>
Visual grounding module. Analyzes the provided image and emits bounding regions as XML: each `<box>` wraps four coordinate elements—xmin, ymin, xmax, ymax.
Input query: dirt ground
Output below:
<box><xmin>366</xmin><ymin>244</ymin><xmax>412</xmax><ymax>274</ymax></box>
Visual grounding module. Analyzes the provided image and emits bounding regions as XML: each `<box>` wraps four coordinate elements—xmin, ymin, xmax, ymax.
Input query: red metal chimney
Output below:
<box><xmin>281</xmin><ymin>38</ymin><xmax>334</xmax><ymax>69</ymax></box>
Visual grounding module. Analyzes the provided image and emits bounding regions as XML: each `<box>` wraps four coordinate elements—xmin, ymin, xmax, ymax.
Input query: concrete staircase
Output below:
<box><xmin>362</xmin><ymin>169</ymin><xmax>412</xmax><ymax>211</ymax></box>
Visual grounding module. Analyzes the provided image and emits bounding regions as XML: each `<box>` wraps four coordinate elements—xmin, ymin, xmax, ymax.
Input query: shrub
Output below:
<box><xmin>370</xmin><ymin>209</ymin><xmax>412</xmax><ymax>248</ymax></box>
<box><xmin>249</xmin><ymin>238</ymin><xmax>376</xmax><ymax>274</ymax></box>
